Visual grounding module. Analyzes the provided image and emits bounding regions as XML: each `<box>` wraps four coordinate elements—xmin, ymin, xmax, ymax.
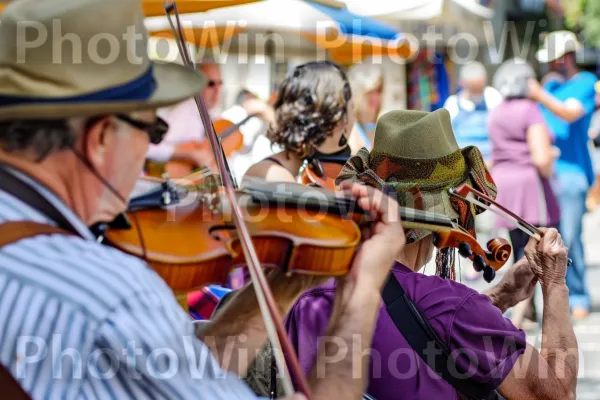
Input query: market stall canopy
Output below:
<box><xmin>341</xmin><ymin>0</ymin><xmax>494</xmax><ymax>45</ymax></box>
<box><xmin>145</xmin><ymin>0</ymin><xmax>413</xmax><ymax>64</ymax></box>
<box><xmin>0</xmin><ymin>0</ymin><xmax>263</xmax><ymax>16</ymax></box>
<box><xmin>341</xmin><ymin>0</ymin><xmax>494</xmax><ymax>20</ymax></box>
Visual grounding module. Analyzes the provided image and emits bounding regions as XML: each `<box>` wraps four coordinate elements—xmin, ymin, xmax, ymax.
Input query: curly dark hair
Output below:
<box><xmin>267</xmin><ymin>61</ymin><xmax>352</xmax><ymax>155</ymax></box>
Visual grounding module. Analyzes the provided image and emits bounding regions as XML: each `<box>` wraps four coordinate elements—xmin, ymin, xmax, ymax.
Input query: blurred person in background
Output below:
<box><xmin>443</xmin><ymin>60</ymin><xmax>503</xmax><ymax>164</ymax></box>
<box><xmin>530</xmin><ymin>30</ymin><xmax>599</xmax><ymax>319</ymax></box>
<box><xmin>145</xmin><ymin>61</ymin><xmax>224</xmax><ymax>172</ymax></box>
<box><xmin>346</xmin><ymin>62</ymin><xmax>384</xmax><ymax>153</ymax></box>
<box><xmin>220</xmin><ymin>89</ymin><xmax>275</xmax><ymax>180</ymax></box>
<box><xmin>489</xmin><ymin>58</ymin><xmax>561</xmax><ymax>328</ymax></box>
<box><xmin>586</xmin><ymin>82</ymin><xmax>600</xmax><ymax>211</ymax></box>
<box><xmin>444</xmin><ymin>61</ymin><xmax>503</xmax><ymax>280</ymax></box>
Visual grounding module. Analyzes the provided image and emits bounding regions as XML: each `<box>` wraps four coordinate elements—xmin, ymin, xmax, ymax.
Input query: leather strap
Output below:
<box><xmin>0</xmin><ymin>362</ymin><xmax>31</xmax><ymax>400</ymax></box>
<box><xmin>382</xmin><ymin>274</ymin><xmax>499</xmax><ymax>400</ymax></box>
<box><xmin>0</xmin><ymin>221</ymin><xmax>73</xmax><ymax>249</ymax></box>
<box><xmin>0</xmin><ymin>164</ymin><xmax>80</xmax><ymax>235</ymax></box>
<box><xmin>0</xmin><ymin>221</ymin><xmax>73</xmax><ymax>400</ymax></box>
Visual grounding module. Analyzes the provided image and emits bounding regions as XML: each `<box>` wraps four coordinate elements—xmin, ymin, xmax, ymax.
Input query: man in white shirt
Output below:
<box><xmin>147</xmin><ymin>67</ymin><xmax>275</xmax><ymax>179</ymax></box>
<box><xmin>221</xmin><ymin>89</ymin><xmax>279</xmax><ymax>179</ymax></box>
<box><xmin>0</xmin><ymin>0</ymin><xmax>408</xmax><ymax>399</ymax></box>
<box><xmin>146</xmin><ymin>62</ymin><xmax>224</xmax><ymax>168</ymax></box>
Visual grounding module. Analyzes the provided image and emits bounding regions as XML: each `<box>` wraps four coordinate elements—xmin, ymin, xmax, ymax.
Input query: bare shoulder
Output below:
<box><xmin>244</xmin><ymin>158</ymin><xmax>295</xmax><ymax>183</ymax></box>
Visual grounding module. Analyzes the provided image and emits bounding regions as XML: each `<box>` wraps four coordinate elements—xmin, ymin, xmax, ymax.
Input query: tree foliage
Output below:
<box><xmin>563</xmin><ymin>0</ymin><xmax>600</xmax><ymax>47</ymax></box>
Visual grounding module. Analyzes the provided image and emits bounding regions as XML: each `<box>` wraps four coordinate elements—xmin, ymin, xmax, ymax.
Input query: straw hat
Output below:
<box><xmin>536</xmin><ymin>30</ymin><xmax>583</xmax><ymax>63</ymax></box>
<box><xmin>0</xmin><ymin>0</ymin><xmax>205</xmax><ymax>120</ymax></box>
<box><xmin>337</xmin><ymin>108</ymin><xmax>497</xmax><ymax>242</ymax></box>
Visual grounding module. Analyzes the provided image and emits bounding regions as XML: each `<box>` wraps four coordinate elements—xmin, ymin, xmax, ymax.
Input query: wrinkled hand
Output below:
<box><xmin>524</xmin><ymin>228</ymin><xmax>569</xmax><ymax>289</ymax></box>
<box><xmin>498</xmin><ymin>258</ymin><xmax>537</xmax><ymax>307</ymax></box>
<box><xmin>338</xmin><ymin>181</ymin><xmax>406</xmax><ymax>291</ymax></box>
<box><xmin>527</xmin><ymin>78</ymin><xmax>544</xmax><ymax>101</ymax></box>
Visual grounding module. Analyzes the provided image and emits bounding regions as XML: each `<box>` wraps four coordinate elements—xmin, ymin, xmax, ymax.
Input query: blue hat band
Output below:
<box><xmin>0</xmin><ymin>66</ymin><xmax>156</xmax><ymax>107</ymax></box>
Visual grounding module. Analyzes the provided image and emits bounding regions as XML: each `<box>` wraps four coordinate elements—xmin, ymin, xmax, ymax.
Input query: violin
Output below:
<box><xmin>102</xmin><ymin>176</ymin><xmax>511</xmax><ymax>297</ymax></box>
<box><xmin>145</xmin><ymin>116</ymin><xmax>254</xmax><ymax>179</ymax></box>
<box><xmin>298</xmin><ymin>154</ymin><xmax>349</xmax><ymax>191</ymax></box>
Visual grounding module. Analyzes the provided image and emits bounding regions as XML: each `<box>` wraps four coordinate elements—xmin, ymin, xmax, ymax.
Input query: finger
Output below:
<box><xmin>339</xmin><ymin>181</ymin><xmax>367</xmax><ymax>198</ymax></box>
<box><xmin>360</xmin><ymin>225</ymin><xmax>372</xmax><ymax>241</ymax></box>
<box><xmin>356</xmin><ymin>188</ymin><xmax>384</xmax><ymax>216</ymax></box>
<box><xmin>542</xmin><ymin>228</ymin><xmax>559</xmax><ymax>251</ymax></box>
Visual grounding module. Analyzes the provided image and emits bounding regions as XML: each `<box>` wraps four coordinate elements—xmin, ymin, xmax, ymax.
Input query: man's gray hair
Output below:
<box><xmin>459</xmin><ymin>61</ymin><xmax>487</xmax><ymax>82</ymax></box>
<box><xmin>0</xmin><ymin>118</ymin><xmax>83</xmax><ymax>161</ymax></box>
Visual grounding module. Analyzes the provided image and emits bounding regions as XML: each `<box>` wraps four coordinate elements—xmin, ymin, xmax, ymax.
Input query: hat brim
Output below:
<box><xmin>0</xmin><ymin>62</ymin><xmax>205</xmax><ymax>120</ymax></box>
<box><xmin>536</xmin><ymin>48</ymin><xmax>557</xmax><ymax>63</ymax></box>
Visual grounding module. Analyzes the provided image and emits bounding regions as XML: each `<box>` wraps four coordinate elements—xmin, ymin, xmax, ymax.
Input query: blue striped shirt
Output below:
<box><xmin>0</xmin><ymin>168</ymin><xmax>260</xmax><ymax>399</ymax></box>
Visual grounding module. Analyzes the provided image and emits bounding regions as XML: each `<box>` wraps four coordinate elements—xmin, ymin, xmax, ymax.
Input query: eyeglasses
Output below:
<box><xmin>206</xmin><ymin>79</ymin><xmax>223</xmax><ymax>88</ymax></box>
<box><xmin>115</xmin><ymin>114</ymin><xmax>169</xmax><ymax>145</ymax></box>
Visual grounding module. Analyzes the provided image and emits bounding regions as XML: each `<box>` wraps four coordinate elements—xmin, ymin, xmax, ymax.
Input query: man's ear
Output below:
<box><xmin>83</xmin><ymin>117</ymin><xmax>112</xmax><ymax>169</ymax></box>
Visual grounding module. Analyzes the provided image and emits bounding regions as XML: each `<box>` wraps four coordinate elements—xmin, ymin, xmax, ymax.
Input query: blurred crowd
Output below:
<box><xmin>444</xmin><ymin>30</ymin><xmax>599</xmax><ymax>324</ymax></box>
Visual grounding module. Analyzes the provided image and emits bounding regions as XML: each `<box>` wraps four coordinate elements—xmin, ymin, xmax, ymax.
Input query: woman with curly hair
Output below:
<box><xmin>244</xmin><ymin>60</ymin><xmax>355</xmax><ymax>182</ymax></box>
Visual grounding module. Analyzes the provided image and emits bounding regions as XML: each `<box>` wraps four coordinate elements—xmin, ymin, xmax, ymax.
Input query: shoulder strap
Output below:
<box><xmin>0</xmin><ymin>165</ymin><xmax>80</xmax><ymax>235</ymax></box>
<box><xmin>0</xmin><ymin>221</ymin><xmax>73</xmax><ymax>400</ymax></box>
<box><xmin>0</xmin><ymin>362</ymin><xmax>30</xmax><ymax>400</ymax></box>
<box><xmin>0</xmin><ymin>221</ymin><xmax>73</xmax><ymax>249</ymax></box>
<box><xmin>382</xmin><ymin>274</ymin><xmax>498</xmax><ymax>400</ymax></box>
<box><xmin>265</xmin><ymin>156</ymin><xmax>286</xmax><ymax>168</ymax></box>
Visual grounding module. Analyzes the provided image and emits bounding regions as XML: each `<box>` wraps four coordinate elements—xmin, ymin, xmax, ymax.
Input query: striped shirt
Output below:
<box><xmin>0</xmin><ymin>168</ymin><xmax>260</xmax><ymax>399</ymax></box>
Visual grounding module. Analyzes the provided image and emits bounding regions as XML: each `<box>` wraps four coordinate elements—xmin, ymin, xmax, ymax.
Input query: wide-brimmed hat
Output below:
<box><xmin>0</xmin><ymin>0</ymin><xmax>205</xmax><ymax>120</ymax></box>
<box><xmin>336</xmin><ymin>108</ymin><xmax>497</xmax><ymax>242</ymax></box>
<box><xmin>536</xmin><ymin>30</ymin><xmax>583</xmax><ymax>63</ymax></box>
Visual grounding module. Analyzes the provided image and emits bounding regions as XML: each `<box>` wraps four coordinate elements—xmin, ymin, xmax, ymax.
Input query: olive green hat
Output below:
<box><xmin>337</xmin><ymin>108</ymin><xmax>497</xmax><ymax>242</ymax></box>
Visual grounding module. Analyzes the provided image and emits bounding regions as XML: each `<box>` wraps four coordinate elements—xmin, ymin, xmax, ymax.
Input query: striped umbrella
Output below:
<box><xmin>144</xmin><ymin>0</ymin><xmax>413</xmax><ymax>64</ymax></box>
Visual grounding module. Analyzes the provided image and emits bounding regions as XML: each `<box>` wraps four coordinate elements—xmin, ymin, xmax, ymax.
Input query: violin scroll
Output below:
<box><xmin>486</xmin><ymin>238</ymin><xmax>511</xmax><ymax>264</ymax></box>
<box><xmin>432</xmin><ymin>230</ymin><xmax>511</xmax><ymax>283</ymax></box>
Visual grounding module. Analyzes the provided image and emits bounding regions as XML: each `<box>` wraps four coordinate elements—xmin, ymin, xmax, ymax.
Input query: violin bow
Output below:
<box><xmin>449</xmin><ymin>184</ymin><xmax>572</xmax><ymax>266</ymax></box>
<box><xmin>162</xmin><ymin>3</ymin><xmax>311</xmax><ymax>398</ymax></box>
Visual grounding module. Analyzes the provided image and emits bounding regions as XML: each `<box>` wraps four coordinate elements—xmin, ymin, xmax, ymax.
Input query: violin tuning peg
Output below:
<box><xmin>473</xmin><ymin>255</ymin><xmax>485</xmax><ymax>272</ymax></box>
<box><xmin>483</xmin><ymin>266</ymin><xmax>496</xmax><ymax>283</ymax></box>
<box><xmin>458</xmin><ymin>242</ymin><xmax>472</xmax><ymax>258</ymax></box>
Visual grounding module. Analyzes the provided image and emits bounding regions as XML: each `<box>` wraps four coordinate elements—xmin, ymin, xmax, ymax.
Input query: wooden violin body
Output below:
<box><xmin>103</xmin><ymin>179</ymin><xmax>362</xmax><ymax>298</ymax></box>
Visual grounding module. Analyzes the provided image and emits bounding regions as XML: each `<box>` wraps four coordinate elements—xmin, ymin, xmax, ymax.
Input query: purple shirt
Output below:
<box><xmin>489</xmin><ymin>99</ymin><xmax>560</xmax><ymax>228</ymax></box>
<box><xmin>285</xmin><ymin>263</ymin><xmax>526</xmax><ymax>399</ymax></box>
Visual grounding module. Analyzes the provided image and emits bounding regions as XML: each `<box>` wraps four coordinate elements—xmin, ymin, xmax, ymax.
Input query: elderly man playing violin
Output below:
<box><xmin>271</xmin><ymin>109</ymin><xmax>576</xmax><ymax>400</ymax></box>
<box><xmin>145</xmin><ymin>54</ymin><xmax>274</xmax><ymax>179</ymax></box>
<box><xmin>0</xmin><ymin>1</ymin><xmax>407</xmax><ymax>400</ymax></box>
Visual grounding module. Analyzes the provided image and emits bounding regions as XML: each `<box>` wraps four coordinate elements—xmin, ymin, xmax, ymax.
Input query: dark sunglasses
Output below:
<box><xmin>115</xmin><ymin>114</ymin><xmax>169</xmax><ymax>145</ymax></box>
<box><xmin>206</xmin><ymin>79</ymin><xmax>223</xmax><ymax>88</ymax></box>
